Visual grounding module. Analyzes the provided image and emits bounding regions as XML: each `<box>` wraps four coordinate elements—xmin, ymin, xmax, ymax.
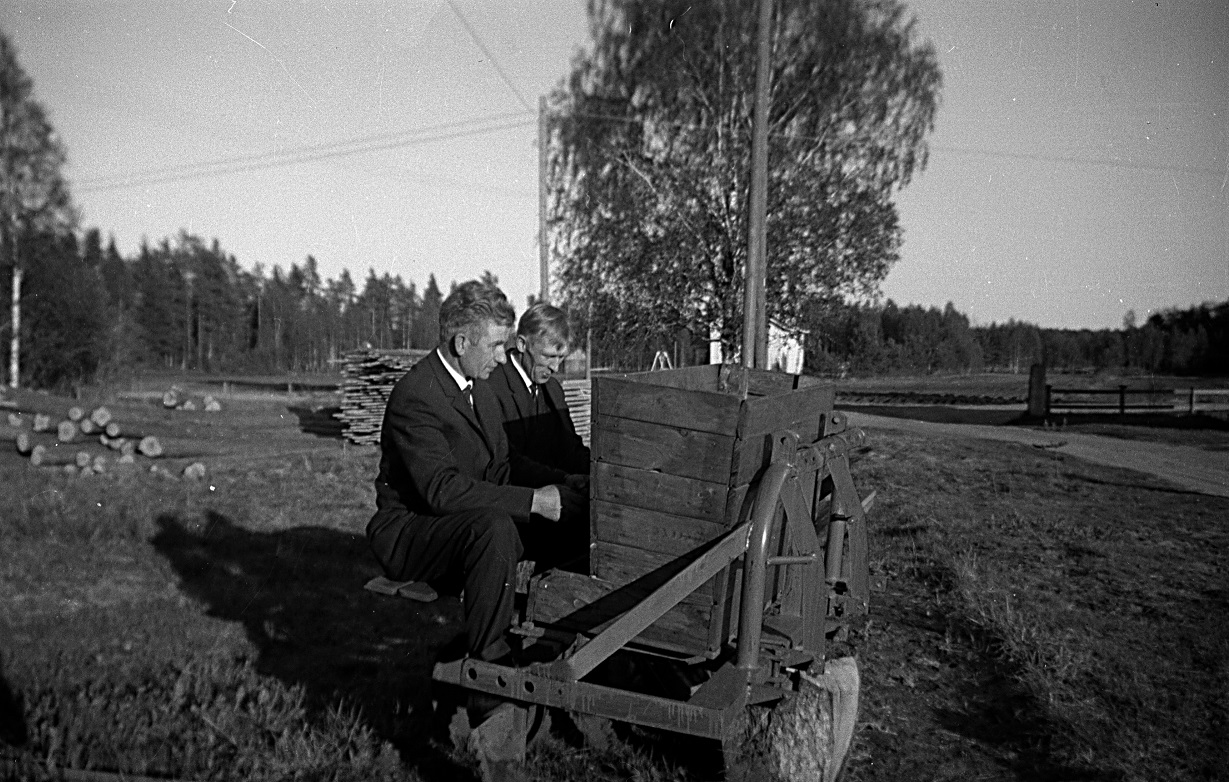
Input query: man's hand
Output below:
<box><xmin>531</xmin><ymin>485</ymin><xmax>562</xmax><ymax>521</ymax></box>
<box><xmin>558</xmin><ymin>484</ymin><xmax>586</xmax><ymax>521</ymax></box>
<box><xmin>563</xmin><ymin>473</ymin><xmax>590</xmax><ymax>495</ymax></box>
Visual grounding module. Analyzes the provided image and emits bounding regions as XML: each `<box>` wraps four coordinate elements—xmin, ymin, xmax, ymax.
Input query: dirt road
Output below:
<box><xmin>845</xmin><ymin>410</ymin><xmax>1229</xmax><ymax>499</ymax></box>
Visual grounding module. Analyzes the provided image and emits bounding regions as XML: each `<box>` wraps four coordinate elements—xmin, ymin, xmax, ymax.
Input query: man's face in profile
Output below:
<box><xmin>518</xmin><ymin>333</ymin><xmax>567</xmax><ymax>385</ymax></box>
<box><xmin>458</xmin><ymin>321</ymin><xmax>512</xmax><ymax>380</ymax></box>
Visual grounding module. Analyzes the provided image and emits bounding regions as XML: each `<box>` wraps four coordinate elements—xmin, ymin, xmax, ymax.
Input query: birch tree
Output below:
<box><xmin>0</xmin><ymin>30</ymin><xmax>76</xmax><ymax>387</ymax></box>
<box><xmin>548</xmin><ymin>0</ymin><xmax>941</xmax><ymax>361</ymax></box>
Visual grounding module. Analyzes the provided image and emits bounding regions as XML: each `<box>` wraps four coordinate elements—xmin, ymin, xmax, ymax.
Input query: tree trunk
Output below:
<box><xmin>9</xmin><ymin>264</ymin><xmax>20</xmax><ymax>389</ymax></box>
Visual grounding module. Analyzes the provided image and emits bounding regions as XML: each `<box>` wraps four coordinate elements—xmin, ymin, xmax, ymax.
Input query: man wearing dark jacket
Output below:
<box><xmin>367</xmin><ymin>281</ymin><xmax>579</xmax><ymax>670</ymax></box>
<box><xmin>487</xmin><ymin>303</ymin><xmax>590</xmax><ymax>572</ymax></box>
<box><xmin>488</xmin><ymin>303</ymin><xmax>590</xmax><ymax>480</ymax></box>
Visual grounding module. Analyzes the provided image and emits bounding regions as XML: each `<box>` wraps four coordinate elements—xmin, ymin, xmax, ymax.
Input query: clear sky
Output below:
<box><xmin>0</xmin><ymin>0</ymin><xmax>1225</xmax><ymax>331</ymax></box>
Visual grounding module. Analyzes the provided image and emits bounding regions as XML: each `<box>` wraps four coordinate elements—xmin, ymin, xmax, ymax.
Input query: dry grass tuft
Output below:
<box><xmin>13</xmin><ymin>655</ymin><xmax>407</xmax><ymax>781</ymax></box>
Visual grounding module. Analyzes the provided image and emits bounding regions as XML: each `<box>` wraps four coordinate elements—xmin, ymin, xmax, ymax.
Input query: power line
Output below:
<box><xmin>552</xmin><ymin>105</ymin><xmax>1226</xmax><ymax>179</ymax></box>
<box><xmin>77</xmin><ymin>104</ymin><xmax>1222</xmax><ymax>195</ymax></box>
<box><xmin>445</xmin><ymin>0</ymin><xmax>535</xmax><ymax>115</ymax></box>
<box><xmin>76</xmin><ymin>115</ymin><xmax>534</xmax><ymax>193</ymax></box>
<box><xmin>78</xmin><ymin>112</ymin><xmax>528</xmax><ymax>190</ymax></box>
<box><xmin>930</xmin><ymin>143</ymin><xmax>1226</xmax><ymax>179</ymax></box>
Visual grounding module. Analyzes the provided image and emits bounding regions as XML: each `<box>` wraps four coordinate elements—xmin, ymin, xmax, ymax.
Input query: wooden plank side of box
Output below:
<box><xmin>592</xmin><ymin>461</ymin><xmax>729</xmax><ymax>521</ymax></box>
<box><xmin>720</xmin><ymin>365</ymin><xmax>801</xmax><ymax>397</ymax></box>
<box><xmin>739</xmin><ymin>383</ymin><xmax>835</xmax><ymax>438</ymax></box>
<box><xmin>728</xmin><ymin>412</ymin><xmax>830</xmax><ymax>485</ymax></box>
<box><xmin>529</xmin><ymin>569</ymin><xmax>713</xmax><ymax>655</ymax></box>
<box><xmin>594</xmin><ymin>374</ymin><xmax>739</xmax><ymax>436</ymax></box>
<box><xmin>609</xmin><ymin>365</ymin><xmax>721</xmax><ymax>391</ymax></box>
<box><xmin>591</xmin><ymin>539</ymin><xmax>723</xmax><ymax>604</ymax></box>
<box><xmin>591</xmin><ymin>500</ymin><xmax>729</xmax><ymax>559</ymax></box>
<box><xmin>591</xmin><ymin>413</ymin><xmax>734</xmax><ymax>483</ymax></box>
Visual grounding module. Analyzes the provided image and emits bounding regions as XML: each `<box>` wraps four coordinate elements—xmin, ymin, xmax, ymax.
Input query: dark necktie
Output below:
<box><xmin>462</xmin><ymin>382</ymin><xmax>473</xmax><ymax>408</ymax></box>
<box><xmin>530</xmin><ymin>383</ymin><xmax>541</xmax><ymax>414</ymax></box>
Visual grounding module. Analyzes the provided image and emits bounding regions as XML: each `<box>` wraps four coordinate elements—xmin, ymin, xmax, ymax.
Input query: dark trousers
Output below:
<box><xmin>369</xmin><ymin>507</ymin><xmax>522</xmax><ymax>660</ymax></box>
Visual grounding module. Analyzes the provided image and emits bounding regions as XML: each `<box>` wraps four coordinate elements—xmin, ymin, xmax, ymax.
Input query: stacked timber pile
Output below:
<box><xmin>561</xmin><ymin>378</ymin><xmax>592</xmax><ymax>447</ymax></box>
<box><xmin>335</xmin><ymin>349</ymin><xmax>428</xmax><ymax>445</ymax></box>
<box><xmin>334</xmin><ymin>350</ymin><xmax>594</xmax><ymax>447</ymax></box>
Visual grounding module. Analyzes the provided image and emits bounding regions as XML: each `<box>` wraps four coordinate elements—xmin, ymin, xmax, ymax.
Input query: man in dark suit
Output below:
<box><xmin>367</xmin><ymin>281</ymin><xmax>580</xmax><ymax>674</ymax></box>
<box><xmin>487</xmin><ymin>303</ymin><xmax>590</xmax><ymax>572</ymax></box>
<box><xmin>488</xmin><ymin>303</ymin><xmax>589</xmax><ymax>478</ymax></box>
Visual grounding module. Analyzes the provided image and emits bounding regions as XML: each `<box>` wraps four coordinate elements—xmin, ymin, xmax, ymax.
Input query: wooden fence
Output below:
<box><xmin>1045</xmin><ymin>385</ymin><xmax>1229</xmax><ymax>415</ymax></box>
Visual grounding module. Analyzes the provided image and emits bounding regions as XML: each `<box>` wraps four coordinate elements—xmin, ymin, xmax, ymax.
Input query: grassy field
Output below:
<box><xmin>845</xmin><ymin>428</ymin><xmax>1228</xmax><ymax>781</ymax></box>
<box><xmin>2</xmin><ymin>387</ymin><xmax>1227</xmax><ymax>780</ymax></box>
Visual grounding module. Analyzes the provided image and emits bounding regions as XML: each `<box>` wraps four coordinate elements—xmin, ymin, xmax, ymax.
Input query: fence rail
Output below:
<box><xmin>1046</xmin><ymin>385</ymin><xmax>1229</xmax><ymax>415</ymax></box>
<box><xmin>1186</xmin><ymin>388</ymin><xmax>1229</xmax><ymax>413</ymax></box>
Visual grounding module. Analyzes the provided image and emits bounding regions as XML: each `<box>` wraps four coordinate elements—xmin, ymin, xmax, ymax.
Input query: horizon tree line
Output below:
<box><xmin>3</xmin><ymin>218</ymin><xmax>1225</xmax><ymax>391</ymax></box>
<box><xmin>1</xmin><ymin>223</ymin><xmax>468</xmax><ymax>390</ymax></box>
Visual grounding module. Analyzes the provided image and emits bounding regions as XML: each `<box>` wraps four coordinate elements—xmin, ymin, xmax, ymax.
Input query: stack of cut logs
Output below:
<box><xmin>560</xmin><ymin>379</ymin><xmax>592</xmax><ymax>447</ymax></box>
<box><xmin>332</xmin><ymin>348</ymin><xmax>593</xmax><ymax>448</ymax></box>
<box><xmin>162</xmin><ymin>387</ymin><xmax>223</xmax><ymax>412</ymax></box>
<box><xmin>2</xmin><ymin>398</ymin><xmax>204</xmax><ymax>479</ymax></box>
<box><xmin>335</xmin><ymin>349</ymin><xmax>427</xmax><ymax>445</ymax></box>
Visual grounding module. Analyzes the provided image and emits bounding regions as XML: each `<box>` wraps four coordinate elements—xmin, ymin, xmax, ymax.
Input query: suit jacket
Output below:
<box><xmin>369</xmin><ymin>351</ymin><xmax>559</xmax><ymax>549</ymax></box>
<box><xmin>487</xmin><ymin>350</ymin><xmax>590</xmax><ymax>477</ymax></box>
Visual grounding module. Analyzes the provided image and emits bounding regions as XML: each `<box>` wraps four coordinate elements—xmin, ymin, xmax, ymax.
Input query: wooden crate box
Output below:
<box><xmin>529</xmin><ymin>364</ymin><xmax>836</xmax><ymax>658</ymax></box>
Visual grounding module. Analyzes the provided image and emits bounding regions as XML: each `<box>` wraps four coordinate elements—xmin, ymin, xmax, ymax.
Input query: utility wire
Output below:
<box><xmin>552</xmin><ymin>106</ymin><xmax>1226</xmax><ymax>179</ymax></box>
<box><xmin>78</xmin><ymin>112</ymin><xmax>528</xmax><ymax>190</ymax></box>
<box><xmin>445</xmin><ymin>0</ymin><xmax>535</xmax><ymax>114</ymax></box>
<box><xmin>78</xmin><ymin>104</ymin><xmax>1221</xmax><ymax>194</ymax></box>
<box><xmin>77</xmin><ymin>116</ymin><xmax>533</xmax><ymax>193</ymax></box>
<box><xmin>929</xmin><ymin>143</ymin><xmax>1225</xmax><ymax>179</ymax></box>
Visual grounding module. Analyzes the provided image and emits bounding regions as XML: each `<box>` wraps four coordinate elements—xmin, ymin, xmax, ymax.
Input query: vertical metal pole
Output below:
<box><xmin>743</xmin><ymin>0</ymin><xmax>772</xmax><ymax>369</ymax></box>
<box><xmin>538</xmin><ymin>96</ymin><xmax>550</xmax><ymax>305</ymax></box>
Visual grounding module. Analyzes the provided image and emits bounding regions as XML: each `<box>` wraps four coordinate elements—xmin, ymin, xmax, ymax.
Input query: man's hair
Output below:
<box><xmin>438</xmin><ymin>280</ymin><xmax>516</xmax><ymax>345</ymax></box>
<box><xmin>517</xmin><ymin>303</ymin><xmax>571</xmax><ymax>347</ymax></box>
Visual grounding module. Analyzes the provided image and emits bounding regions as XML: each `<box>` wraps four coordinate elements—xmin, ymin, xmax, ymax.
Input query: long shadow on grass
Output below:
<box><xmin>0</xmin><ymin>656</ymin><xmax>26</xmax><ymax>748</ymax></box>
<box><xmin>286</xmin><ymin>404</ymin><xmax>347</xmax><ymax>439</ymax></box>
<box><xmin>929</xmin><ymin>599</ymin><xmax>1115</xmax><ymax>780</ymax></box>
<box><xmin>151</xmin><ymin>511</ymin><xmax>475</xmax><ymax>781</ymax></box>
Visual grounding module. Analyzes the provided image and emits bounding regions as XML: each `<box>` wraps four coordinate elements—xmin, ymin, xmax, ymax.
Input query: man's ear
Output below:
<box><xmin>515</xmin><ymin>334</ymin><xmax>529</xmax><ymax>354</ymax></box>
<box><xmin>451</xmin><ymin>332</ymin><xmax>468</xmax><ymax>357</ymax></box>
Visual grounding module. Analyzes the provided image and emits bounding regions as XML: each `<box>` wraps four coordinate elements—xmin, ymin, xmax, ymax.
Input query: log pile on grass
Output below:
<box><xmin>7</xmin><ymin>392</ymin><xmax>207</xmax><ymax>479</ymax></box>
<box><xmin>162</xmin><ymin>387</ymin><xmax>222</xmax><ymax>412</ymax></box>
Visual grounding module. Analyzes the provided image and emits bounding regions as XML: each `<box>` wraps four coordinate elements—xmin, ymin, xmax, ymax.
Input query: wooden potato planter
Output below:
<box><xmin>434</xmin><ymin>365</ymin><xmax>874</xmax><ymax>781</ymax></box>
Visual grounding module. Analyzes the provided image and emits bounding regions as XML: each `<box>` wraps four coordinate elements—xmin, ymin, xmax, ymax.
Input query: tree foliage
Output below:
<box><xmin>804</xmin><ymin>298</ymin><xmax>1229</xmax><ymax>377</ymax></box>
<box><xmin>0</xmin><ymin>32</ymin><xmax>74</xmax><ymax>242</ymax></box>
<box><xmin>16</xmin><ymin>230</ymin><xmax>107</xmax><ymax>389</ymax></box>
<box><xmin>548</xmin><ymin>0</ymin><xmax>941</xmax><ymax>362</ymax></box>
<box><xmin>78</xmin><ymin>232</ymin><xmax>477</xmax><ymax>378</ymax></box>
<box><xmin>0</xmin><ymin>29</ymin><xmax>79</xmax><ymax>387</ymax></box>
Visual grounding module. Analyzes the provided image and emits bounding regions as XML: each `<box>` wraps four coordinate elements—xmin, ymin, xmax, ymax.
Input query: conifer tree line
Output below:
<box><xmin>803</xmin><ymin>299</ymin><xmax>1229</xmax><ymax>377</ymax></box>
<box><xmin>3</xmin><ymin>215</ymin><xmax>1225</xmax><ymax>391</ymax></box>
<box><xmin>1</xmin><ymin>224</ymin><xmax>452</xmax><ymax>390</ymax></box>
